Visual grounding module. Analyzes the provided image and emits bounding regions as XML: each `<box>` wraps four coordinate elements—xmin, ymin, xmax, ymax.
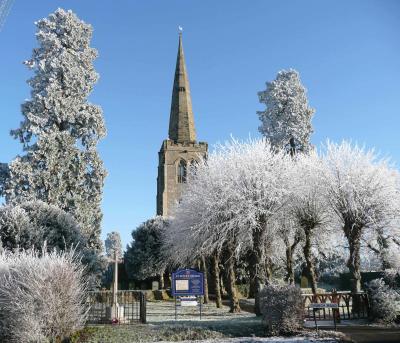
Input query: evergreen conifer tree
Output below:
<box><xmin>258</xmin><ymin>69</ymin><xmax>314</xmax><ymax>154</ymax></box>
<box><xmin>2</xmin><ymin>9</ymin><xmax>106</xmax><ymax>250</ymax></box>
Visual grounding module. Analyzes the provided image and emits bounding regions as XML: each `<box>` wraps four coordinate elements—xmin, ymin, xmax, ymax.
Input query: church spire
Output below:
<box><xmin>168</xmin><ymin>32</ymin><xmax>197</xmax><ymax>143</ymax></box>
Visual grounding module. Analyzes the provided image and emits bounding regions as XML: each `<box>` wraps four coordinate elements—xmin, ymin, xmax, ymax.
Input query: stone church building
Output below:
<box><xmin>156</xmin><ymin>34</ymin><xmax>208</xmax><ymax>216</ymax></box>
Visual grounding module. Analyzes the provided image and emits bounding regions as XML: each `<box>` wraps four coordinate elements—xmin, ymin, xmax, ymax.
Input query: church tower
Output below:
<box><xmin>157</xmin><ymin>33</ymin><xmax>208</xmax><ymax>216</ymax></box>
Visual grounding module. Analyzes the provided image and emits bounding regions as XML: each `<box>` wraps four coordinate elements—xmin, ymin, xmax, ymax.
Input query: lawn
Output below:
<box><xmin>71</xmin><ymin>301</ymin><xmax>349</xmax><ymax>343</ymax></box>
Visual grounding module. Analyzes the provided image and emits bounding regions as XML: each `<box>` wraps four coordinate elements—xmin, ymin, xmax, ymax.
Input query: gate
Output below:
<box><xmin>86</xmin><ymin>290</ymin><xmax>146</xmax><ymax>324</ymax></box>
<box><xmin>302</xmin><ymin>291</ymin><xmax>369</xmax><ymax>321</ymax></box>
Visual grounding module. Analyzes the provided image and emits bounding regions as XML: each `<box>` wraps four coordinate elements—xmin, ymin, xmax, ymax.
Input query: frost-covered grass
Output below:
<box><xmin>72</xmin><ymin>325</ymin><xmax>225</xmax><ymax>343</ymax></box>
<box><xmin>145</xmin><ymin>300</ymin><xmax>263</xmax><ymax>337</ymax></box>
<box><xmin>72</xmin><ymin>301</ymin><xmax>349</xmax><ymax>343</ymax></box>
<box><xmin>72</xmin><ymin>325</ymin><xmax>346</xmax><ymax>343</ymax></box>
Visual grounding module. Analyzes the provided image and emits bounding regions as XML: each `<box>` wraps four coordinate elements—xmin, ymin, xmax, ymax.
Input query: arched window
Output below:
<box><xmin>177</xmin><ymin>160</ymin><xmax>187</xmax><ymax>183</ymax></box>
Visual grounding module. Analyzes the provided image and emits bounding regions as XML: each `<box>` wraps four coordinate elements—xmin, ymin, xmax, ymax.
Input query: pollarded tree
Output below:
<box><xmin>323</xmin><ymin>141</ymin><xmax>400</xmax><ymax>293</ymax></box>
<box><xmin>2</xmin><ymin>9</ymin><xmax>106</xmax><ymax>251</ymax></box>
<box><xmin>124</xmin><ymin>217</ymin><xmax>169</xmax><ymax>288</ymax></box>
<box><xmin>288</xmin><ymin>152</ymin><xmax>333</xmax><ymax>294</ymax></box>
<box><xmin>258</xmin><ymin>69</ymin><xmax>314</xmax><ymax>154</ymax></box>
<box><xmin>222</xmin><ymin>139</ymin><xmax>292</xmax><ymax>314</ymax></box>
<box><xmin>166</xmin><ymin>150</ymin><xmax>240</xmax><ymax>311</ymax></box>
<box><xmin>274</xmin><ymin>214</ymin><xmax>303</xmax><ymax>285</ymax></box>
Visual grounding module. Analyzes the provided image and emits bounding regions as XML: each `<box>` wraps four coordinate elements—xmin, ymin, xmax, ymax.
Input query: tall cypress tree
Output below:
<box><xmin>258</xmin><ymin>69</ymin><xmax>314</xmax><ymax>154</ymax></box>
<box><xmin>3</xmin><ymin>9</ymin><xmax>106</xmax><ymax>250</ymax></box>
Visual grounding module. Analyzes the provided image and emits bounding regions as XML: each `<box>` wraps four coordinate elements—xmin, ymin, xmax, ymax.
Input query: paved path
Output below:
<box><xmin>335</xmin><ymin>326</ymin><xmax>400</xmax><ymax>343</ymax></box>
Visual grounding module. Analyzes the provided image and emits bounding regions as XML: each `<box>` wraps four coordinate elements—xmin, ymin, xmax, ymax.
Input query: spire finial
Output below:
<box><xmin>178</xmin><ymin>25</ymin><xmax>183</xmax><ymax>35</ymax></box>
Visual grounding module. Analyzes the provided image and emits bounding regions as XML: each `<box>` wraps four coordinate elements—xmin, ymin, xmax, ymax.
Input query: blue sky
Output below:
<box><xmin>1</xmin><ymin>0</ymin><xmax>399</xmax><ymax>248</ymax></box>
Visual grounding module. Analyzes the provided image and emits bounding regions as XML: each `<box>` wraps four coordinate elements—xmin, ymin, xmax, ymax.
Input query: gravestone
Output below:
<box><xmin>152</xmin><ymin>281</ymin><xmax>159</xmax><ymax>290</ymax></box>
<box><xmin>301</xmin><ymin>276</ymin><xmax>309</xmax><ymax>288</ymax></box>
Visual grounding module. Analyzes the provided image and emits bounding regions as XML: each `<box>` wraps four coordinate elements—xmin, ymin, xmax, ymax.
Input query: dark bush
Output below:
<box><xmin>259</xmin><ymin>283</ymin><xmax>304</xmax><ymax>335</ymax></box>
<box><xmin>366</xmin><ymin>278</ymin><xmax>400</xmax><ymax>324</ymax></box>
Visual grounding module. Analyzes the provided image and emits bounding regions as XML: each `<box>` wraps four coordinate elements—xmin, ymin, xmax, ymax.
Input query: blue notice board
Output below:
<box><xmin>172</xmin><ymin>269</ymin><xmax>204</xmax><ymax>296</ymax></box>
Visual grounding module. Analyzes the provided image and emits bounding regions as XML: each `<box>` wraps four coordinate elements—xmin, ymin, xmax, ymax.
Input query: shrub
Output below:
<box><xmin>366</xmin><ymin>278</ymin><xmax>400</xmax><ymax>324</ymax></box>
<box><xmin>0</xmin><ymin>201</ymin><xmax>106</xmax><ymax>288</ymax></box>
<box><xmin>0</xmin><ymin>249</ymin><xmax>88</xmax><ymax>343</ymax></box>
<box><xmin>259</xmin><ymin>283</ymin><xmax>304</xmax><ymax>335</ymax></box>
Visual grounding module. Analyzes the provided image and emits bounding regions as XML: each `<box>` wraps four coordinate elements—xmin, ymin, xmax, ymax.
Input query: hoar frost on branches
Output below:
<box><xmin>0</xmin><ymin>248</ymin><xmax>88</xmax><ymax>343</ymax></box>
<box><xmin>0</xmin><ymin>200</ymin><xmax>106</xmax><ymax>287</ymax></box>
<box><xmin>258</xmin><ymin>69</ymin><xmax>314</xmax><ymax>154</ymax></box>
<box><xmin>2</xmin><ymin>8</ymin><xmax>106</xmax><ymax>251</ymax></box>
<box><xmin>287</xmin><ymin>152</ymin><xmax>334</xmax><ymax>294</ymax></box>
<box><xmin>105</xmin><ymin>231</ymin><xmax>123</xmax><ymax>261</ymax></box>
<box><xmin>167</xmin><ymin>138</ymin><xmax>400</xmax><ymax>313</ymax></box>
<box><xmin>167</xmin><ymin>139</ymin><xmax>293</xmax><ymax>313</ymax></box>
<box><xmin>323</xmin><ymin>141</ymin><xmax>400</xmax><ymax>293</ymax></box>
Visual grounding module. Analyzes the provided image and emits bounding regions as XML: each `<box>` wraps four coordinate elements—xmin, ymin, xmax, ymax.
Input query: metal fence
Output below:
<box><xmin>86</xmin><ymin>290</ymin><xmax>146</xmax><ymax>324</ymax></box>
<box><xmin>302</xmin><ymin>291</ymin><xmax>370</xmax><ymax>321</ymax></box>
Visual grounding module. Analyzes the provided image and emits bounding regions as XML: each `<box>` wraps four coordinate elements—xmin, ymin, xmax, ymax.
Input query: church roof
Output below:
<box><xmin>168</xmin><ymin>33</ymin><xmax>197</xmax><ymax>143</ymax></box>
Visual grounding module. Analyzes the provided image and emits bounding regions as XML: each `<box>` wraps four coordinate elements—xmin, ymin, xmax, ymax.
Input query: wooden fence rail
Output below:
<box><xmin>302</xmin><ymin>291</ymin><xmax>370</xmax><ymax>321</ymax></box>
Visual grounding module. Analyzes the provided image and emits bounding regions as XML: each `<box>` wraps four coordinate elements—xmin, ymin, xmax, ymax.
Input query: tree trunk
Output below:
<box><xmin>225</xmin><ymin>242</ymin><xmax>240</xmax><ymax>313</ymax></box>
<box><xmin>347</xmin><ymin>236</ymin><xmax>362</xmax><ymax>293</ymax></box>
<box><xmin>284</xmin><ymin>236</ymin><xmax>300</xmax><ymax>284</ymax></box>
<box><xmin>159</xmin><ymin>273</ymin><xmax>164</xmax><ymax>289</ymax></box>
<box><xmin>165</xmin><ymin>273</ymin><xmax>171</xmax><ymax>289</ymax></box>
<box><xmin>220</xmin><ymin>270</ymin><xmax>228</xmax><ymax>298</ymax></box>
<box><xmin>201</xmin><ymin>255</ymin><xmax>209</xmax><ymax>304</ymax></box>
<box><xmin>285</xmin><ymin>244</ymin><xmax>295</xmax><ymax>284</ymax></box>
<box><xmin>343</xmin><ymin>220</ymin><xmax>362</xmax><ymax>294</ymax></box>
<box><xmin>265</xmin><ymin>257</ymin><xmax>272</xmax><ymax>282</ymax></box>
<box><xmin>248</xmin><ymin>250</ymin><xmax>256</xmax><ymax>298</ymax></box>
<box><xmin>377</xmin><ymin>231</ymin><xmax>391</xmax><ymax>270</ymax></box>
<box><xmin>303</xmin><ymin>229</ymin><xmax>318</xmax><ymax>294</ymax></box>
<box><xmin>344</xmin><ymin>221</ymin><xmax>363</xmax><ymax>313</ymax></box>
<box><xmin>227</xmin><ymin>257</ymin><xmax>240</xmax><ymax>313</ymax></box>
<box><xmin>212</xmin><ymin>252</ymin><xmax>222</xmax><ymax>308</ymax></box>
<box><xmin>249</xmin><ymin>215</ymin><xmax>267</xmax><ymax>315</ymax></box>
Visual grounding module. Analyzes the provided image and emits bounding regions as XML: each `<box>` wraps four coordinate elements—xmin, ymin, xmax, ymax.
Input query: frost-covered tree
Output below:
<box><xmin>124</xmin><ymin>217</ymin><xmax>168</xmax><ymax>287</ymax></box>
<box><xmin>0</xmin><ymin>163</ymin><xmax>9</xmax><ymax>196</ymax></box>
<box><xmin>220</xmin><ymin>139</ymin><xmax>292</xmax><ymax>314</ymax></box>
<box><xmin>167</xmin><ymin>139</ymin><xmax>292</xmax><ymax>314</ymax></box>
<box><xmin>105</xmin><ymin>231</ymin><xmax>123</xmax><ymax>261</ymax></box>
<box><xmin>0</xmin><ymin>201</ymin><xmax>105</xmax><ymax>287</ymax></box>
<box><xmin>288</xmin><ymin>152</ymin><xmax>333</xmax><ymax>294</ymax></box>
<box><xmin>258</xmin><ymin>69</ymin><xmax>314</xmax><ymax>154</ymax></box>
<box><xmin>166</xmin><ymin>152</ymin><xmax>236</xmax><ymax>310</ymax></box>
<box><xmin>323</xmin><ymin>141</ymin><xmax>400</xmax><ymax>293</ymax></box>
<box><xmin>2</xmin><ymin>9</ymin><xmax>106</xmax><ymax>250</ymax></box>
<box><xmin>0</xmin><ymin>201</ymin><xmax>84</xmax><ymax>251</ymax></box>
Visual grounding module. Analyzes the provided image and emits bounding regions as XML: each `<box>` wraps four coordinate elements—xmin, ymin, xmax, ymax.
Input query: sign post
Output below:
<box><xmin>172</xmin><ymin>269</ymin><xmax>204</xmax><ymax>320</ymax></box>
